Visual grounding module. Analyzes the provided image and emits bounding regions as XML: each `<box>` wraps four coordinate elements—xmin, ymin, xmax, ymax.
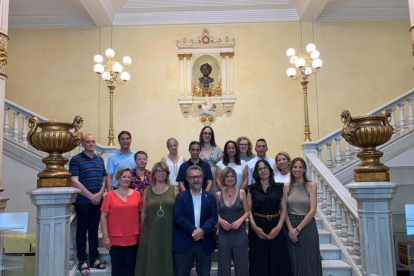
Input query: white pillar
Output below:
<box><xmin>228</xmin><ymin>53</ymin><xmax>234</xmax><ymax>96</ymax></box>
<box><xmin>347</xmin><ymin>182</ymin><xmax>398</xmax><ymax>276</ymax></box>
<box><xmin>27</xmin><ymin>187</ymin><xmax>80</xmax><ymax>276</ymax></box>
<box><xmin>220</xmin><ymin>53</ymin><xmax>227</xmax><ymax>95</ymax></box>
<box><xmin>409</xmin><ymin>0</ymin><xmax>414</xmax><ymax>55</ymax></box>
<box><xmin>178</xmin><ymin>55</ymin><xmax>184</xmax><ymax>96</ymax></box>
<box><xmin>185</xmin><ymin>54</ymin><xmax>192</xmax><ymax>97</ymax></box>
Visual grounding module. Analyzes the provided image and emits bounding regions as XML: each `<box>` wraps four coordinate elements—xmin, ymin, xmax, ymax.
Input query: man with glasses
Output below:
<box><xmin>247</xmin><ymin>138</ymin><xmax>276</xmax><ymax>185</ymax></box>
<box><xmin>176</xmin><ymin>141</ymin><xmax>213</xmax><ymax>192</ymax></box>
<box><xmin>173</xmin><ymin>165</ymin><xmax>218</xmax><ymax>276</ymax></box>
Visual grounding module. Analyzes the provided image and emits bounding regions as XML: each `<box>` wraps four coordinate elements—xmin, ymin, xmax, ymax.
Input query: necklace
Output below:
<box><xmin>154</xmin><ymin>185</ymin><xmax>167</xmax><ymax>217</ymax></box>
<box><xmin>224</xmin><ymin>187</ymin><xmax>237</xmax><ymax>197</ymax></box>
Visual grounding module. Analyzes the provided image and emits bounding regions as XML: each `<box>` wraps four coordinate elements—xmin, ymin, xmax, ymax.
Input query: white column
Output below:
<box><xmin>185</xmin><ymin>54</ymin><xmax>192</xmax><ymax>97</ymax></box>
<box><xmin>178</xmin><ymin>55</ymin><xmax>185</xmax><ymax>96</ymax></box>
<box><xmin>409</xmin><ymin>0</ymin><xmax>414</xmax><ymax>55</ymax></box>
<box><xmin>27</xmin><ymin>187</ymin><xmax>80</xmax><ymax>276</ymax></box>
<box><xmin>0</xmin><ymin>1</ymin><xmax>10</xmax><ymax>270</ymax></box>
<box><xmin>347</xmin><ymin>182</ymin><xmax>398</xmax><ymax>276</ymax></box>
<box><xmin>220</xmin><ymin>53</ymin><xmax>227</xmax><ymax>95</ymax></box>
<box><xmin>228</xmin><ymin>52</ymin><xmax>234</xmax><ymax>96</ymax></box>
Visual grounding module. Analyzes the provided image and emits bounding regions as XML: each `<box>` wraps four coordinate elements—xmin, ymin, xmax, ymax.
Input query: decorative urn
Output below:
<box><xmin>341</xmin><ymin>110</ymin><xmax>393</xmax><ymax>182</ymax></box>
<box><xmin>27</xmin><ymin>116</ymin><xmax>83</xmax><ymax>188</ymax></box>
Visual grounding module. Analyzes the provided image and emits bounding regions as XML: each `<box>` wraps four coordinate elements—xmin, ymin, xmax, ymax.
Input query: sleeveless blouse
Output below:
<box><xmin>165</xmin><ymin>156</ymin><xmax>184</xmax><ymax>185</ymax></box>
<box><xmin>287</xmin><ymin>182</ymin><xmax>310</xmax><ymax>216</ymax></box>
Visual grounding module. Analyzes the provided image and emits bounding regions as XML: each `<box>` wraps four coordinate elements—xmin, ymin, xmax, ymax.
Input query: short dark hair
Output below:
<box><xmin>189</xmin><ymin>141</ymin><xmax>201</xmax><ymax>149</ymax></box>
<box><xmin>134</xmin><ymin>151</ymin><xmax>148</xmax><ymax>160</ymax></box>
<box><xmin>118</xmin><ymin>131</ymin><xmax>131</xmax><ymax>140</ymax></box>
<box><xmin>256</xmin><ymin>138</ymin><xmax>267</xmax><ymax>145</ymax></box>
<box><xmin>186</xmin><ymin>165</ymin><xmax>203</xmax><ymax>178</ymax></box>
<box><xmin>199</xmin><ymin>126</ymin><xmax>217</xmax><ymax>147</ymax></box>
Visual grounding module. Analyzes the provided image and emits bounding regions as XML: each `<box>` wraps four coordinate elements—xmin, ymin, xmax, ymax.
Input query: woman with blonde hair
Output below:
<box><xmin>274</xmin><ymin>151</ymin><xmax>291</xmax><ymax>184</ymax></box>
<box><xmin>161</xmin><ymin>138</ymin><xmax>186</xmax><ymax>186</ymax></box>
<box><xmin>135</xmin><ymin>162</ymin><xmax>178</xmax><ymax>276</ymax></box>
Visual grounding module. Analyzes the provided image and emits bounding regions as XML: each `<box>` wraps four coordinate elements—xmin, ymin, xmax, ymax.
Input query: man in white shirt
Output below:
<box><xmin>247</xmin><ymin>138</ymin><xmax>276</xmax><ymax>185</ymax></box>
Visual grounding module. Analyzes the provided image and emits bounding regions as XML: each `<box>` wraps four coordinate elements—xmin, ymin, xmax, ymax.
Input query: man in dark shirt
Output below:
<box><xmin>176</xmin><ymin>141</ymin><xmax>213</xmax><ymax>192</ymax></box>
<box><xmin>69</xmin><ymin>134</ymin><xmax>106</xmax><ymax>274</ymax></box>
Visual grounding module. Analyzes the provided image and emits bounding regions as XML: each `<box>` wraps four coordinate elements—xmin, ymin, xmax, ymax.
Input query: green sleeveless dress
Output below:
<box><xmin>135</xmin><ymin>185</ymin><xmax>176</xmax><ymax>276</ymax></box>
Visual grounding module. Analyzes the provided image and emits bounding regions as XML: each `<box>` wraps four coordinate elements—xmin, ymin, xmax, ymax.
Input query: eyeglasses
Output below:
<box><xmin>188</xmin><ymin>175</ymin><xmax>202</xmax><ymax>180</ymax></box>
<box><xmin>155</xmin><ymin>169</ymin><xmax>166</xmax><ymax>174</ymax></box>
<box><xmin>239</xmin><ymin>143</ymin><xmax>248</xmax><ymax>146</ymax></box>
<box><xmin>203</xmin><ymin>132</ymin><xmax>212</xmax><ymax>136</ymax></box>
<box><xmin>258</xmin><ymin>166</ymin><xmax>269</xmax><ymax>171</ymax></box>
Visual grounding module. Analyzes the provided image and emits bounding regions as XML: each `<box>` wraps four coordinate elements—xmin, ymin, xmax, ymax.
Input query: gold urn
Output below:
<box><xmin>27</xmin><ymin>116</ymin><xmax>83</xmax><ymax>188</ymax></box>
<box><xmin>341</xmin><ymin>110</ymin><xmax>394</xmax><ymax>182</ymax></box>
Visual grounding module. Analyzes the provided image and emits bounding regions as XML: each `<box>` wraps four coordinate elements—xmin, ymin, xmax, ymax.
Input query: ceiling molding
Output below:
<box><xmin>114</xmin><ymin>9</ymin><xmax>299</xmax><ymax>26</ymax></box>
<box><xmin>298</xmin><ymin>0</ymin><xmax>330</xmax><ymax>21</ymax></box>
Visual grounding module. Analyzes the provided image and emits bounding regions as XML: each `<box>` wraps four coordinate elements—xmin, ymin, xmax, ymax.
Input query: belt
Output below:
<box><xmin>288</xmin><ymin>214</ymin><xmax>306</xmax><ymax>220</ymax></box>
<box><xmin>253</xmin><ymin>212</ymin><xmax>280</xmax><ymax>221</ymax></box>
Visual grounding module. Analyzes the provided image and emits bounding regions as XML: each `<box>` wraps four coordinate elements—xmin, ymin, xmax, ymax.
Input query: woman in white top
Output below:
<box><xmin>274</xmin><ymin>151</ymin><xmax>291</xmax><ymax>184</ymax></box>
<box><xmin>161</xmin><ymin>138</ymin><xmax>186</xmax><ymax>185</ymax></box>
<box><xmin>216</xmin><ymin>140</ymin><xmax>248</xmax><ymax>191</ymax></box>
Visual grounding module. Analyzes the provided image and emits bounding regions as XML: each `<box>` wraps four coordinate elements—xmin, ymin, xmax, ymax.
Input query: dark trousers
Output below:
<box><xmin>110</xmin><ymin>244</ymin><xmax>138</xmax><ymax>276</ymax></box>
<box><xmin>175</xmin><ymin>241</ymin><xmax>212</xmax><ymax>276</ymax></box>
<box><xmin>75</xmin><ymin>202</ymin><xmax>101</xmax><ymax>263</ymax></box>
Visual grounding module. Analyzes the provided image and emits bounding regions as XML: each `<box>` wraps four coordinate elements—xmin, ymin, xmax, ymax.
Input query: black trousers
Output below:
<box><xmin>110</xmin><ymin>244</ymin><xmax>138</xmax><ymax>276</ymax></box>
<box><xmin>174</xmin><ymin>241</ymin><xmax>212</xmax><ymax>276</ymax></box>
<box><xmin>75</xmin><ymin>202</ymin><xmax>101</xmax><ymax>263</ymax></box>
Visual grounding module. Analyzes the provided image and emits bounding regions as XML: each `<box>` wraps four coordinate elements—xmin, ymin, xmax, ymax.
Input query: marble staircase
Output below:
<box><xmin>76</xmin><ymin>217</ymin><xmax>351</xmax><ymax>276</ymax></box>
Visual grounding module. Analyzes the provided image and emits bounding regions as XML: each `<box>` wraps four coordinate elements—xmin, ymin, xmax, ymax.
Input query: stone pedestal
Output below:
<box><xmin>347</xmin><ymin>182</ymin><xmax>398</xmax><ymax>276</ymax></box>
<box><xmin>27</xmin><ymin>187</ymin><xmax>80</xmax><ymax>276</ymax></box>
<box><xmin>0</xmin><ymin>196</ymin><xmax>9</xmax><ymax>272</ymax></box>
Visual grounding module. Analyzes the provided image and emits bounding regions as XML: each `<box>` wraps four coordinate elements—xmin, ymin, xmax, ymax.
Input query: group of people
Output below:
<box><xmin>69</xmin><ymin>127</ymin><xmax>322</xmax><ymax>276</ymax></box>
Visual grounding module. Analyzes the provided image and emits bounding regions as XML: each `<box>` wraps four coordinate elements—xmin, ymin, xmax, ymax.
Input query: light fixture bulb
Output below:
<box><xmin>286</xmin><ymin>48</ymin><xmax>295</xmax><ymax>57</ymax></box>
<box><xmin>121</xmin><ymin>72</ymin><xmax>131</xmax><ymax>82</ymax></box>
<box><xmin>295</xmin><ymin>57</ymin><xmax>306</xmax><ymax>68</ymax></box>
<box><xmin>93</xmin><ymin>64</ymin><xmax>104</xmax><ymax>74</ymax></box>
<box><xmin>304</xmin><ymin>67</ymin><xmax>312</xmax><ymax>76</ymax></box>
<box><xmin>94</xmin><ymin>55</ymin><xmax>103</xmax><ymax>63</ymax></box>
<box><xmin>310</xmin><ymin>50</ymin><xmax>320</xmax><ymax>59</ymax></box>
<box><xmin>306</xmin><ymin>43</ymin><xmax>316</xmax><ymax>53</ymax></box>
<box><xmin>286</xmin><ymin>67</ymin><xmax>296</xmax><ymax>77</ymax></box>
<box><xmin>101</xmin><ymin>72</ymin><xmax>110</xmax><ymax>81</ymax></box>
<box><xmin>112</xmin><ymin>62</ymin><xmax>123</xmax><ymax>73</ymax></box>
<box><xmin>105</xmin><ymin>48</ymin><xmax>115</xmax><ymax>58</ymax></box>
<box><xmin>123</xmin><ymin>56</ymin><xmax>132</xmax><ymax>65</ymax></box>
<box><xmin>312</xmin><ymin>59</ymin><xmax>323</xmax><ymax>69</ymax></box>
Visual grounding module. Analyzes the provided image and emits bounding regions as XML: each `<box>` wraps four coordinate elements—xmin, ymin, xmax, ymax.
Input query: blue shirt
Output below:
<box><xmin>69</xmin><ymin>151</ymin><xmax>107</xmax><ymax>204</ymax></box>
<box><xmin>106</xmin><ymin>150</ymin><xmax>136</xmax><ymax>188</ymax></box>
<box><xmin>190</xmin><ymin>189</ymin><xmax>202</xmax><ymax>228</ymax></box>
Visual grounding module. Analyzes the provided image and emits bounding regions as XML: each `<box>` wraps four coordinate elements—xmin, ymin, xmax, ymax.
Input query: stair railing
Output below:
<box><xmin>302</xmin><ymin>88</ymin><xmax>414</xmax><ymax>173</ymax></box>
<box><xmin>4</xmin><ymin>99</ymin><xmax>117</xmax><ymax>160</ymax></box>
<box><xmin>307</xmin><ymin>153</ymin><xmax>362</xmax><ymax>275</ymax></box>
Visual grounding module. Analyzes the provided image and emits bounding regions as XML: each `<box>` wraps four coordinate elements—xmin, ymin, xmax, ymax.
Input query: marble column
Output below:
<box><xmin>27</xmin><ymin>187</ymin><xmax>80</xmax><ymax>276</ymax></box>
<box><xmin>347</xmin><ymin>182</ymin><xmax>398</xmax><ymax>276</ymax></box>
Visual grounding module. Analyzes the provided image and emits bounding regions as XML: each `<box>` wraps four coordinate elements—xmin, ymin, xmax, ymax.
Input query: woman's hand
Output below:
<box><xmin>288</xmin><ymin>228</ymin><xmax>299</xmax><ymax>243</ymax></box>
<box><xmin>219</xmin><ymin>218</ymin><xmax>231</xmax><ymax>231</ymax></box>
<box><xmin>253</xmin><ymin>226</ymin><xmax>268</xmax><ymax>240</ymax></box>
<box><xmin>267</xmin><ymin>226</ymin><xmax>281</xmax><ymax>240</ymax></box>
<box><xmin>103</xmin><ymin>237</ymin><xmax>111</xmax><ymax>251</ymax></box>
<box><xmin>230</xmin><ymin>218</ymin><xmax>244</xmax><ymax>230</ymax></box>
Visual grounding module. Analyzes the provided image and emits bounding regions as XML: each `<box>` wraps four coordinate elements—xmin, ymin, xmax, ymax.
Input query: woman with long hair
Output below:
<box><xmin>284</xmin><ymin>157</ymin><xmax>322</xmax><ymax>276</ymax></box>
<box><xmin>199</xmin><ymin>126</ymin><xmax>222</xmax><ymax>193</ymax></box>
<box><xmin>161</xmin><ymin>138</ymin><xmax>186</xmax><ymax>186</ymax></box>
<box><xmin>215</xmin><ymin>167</ymin><xmax>249</xmax><ymax>276</ymax></box>
<box><xmin>236</xmin><ymin>136</ymin><xmax>256</xmax><ymax>162</ymax></box>
<box><xmin>216</xmin><ymin>140</ymin><xmax>248</xmax><ymax>191</ymax></box>
<box><xmin>101</xmin><ymin>168</ymin><xmax>142</xmax><ymax>276</ymax></box>
<box><xmin>135</xmin><ymin>162</ymin><xmax>178</xmax><ymax>276</ymax></box>
<box><xmin>247</xmin><ymin>160</ymin><xmax>291</xmax><ymax>276</ymax></box>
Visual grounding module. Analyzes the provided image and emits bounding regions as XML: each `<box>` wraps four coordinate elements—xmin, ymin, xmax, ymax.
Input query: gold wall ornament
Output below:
<box><xmin>27</xmin><ymin>116</ymin><xmax>83</xmax><ymax>188</ymax></box>
<box><xmin>0</xmin><ymin>32</ymin><xmax>9</xmax><ymax>79</ymax></box>
<box><xmin>341</xmin><ymin>110</ymin><xmax>394</xmax><ymax>182</ymax></box>
<box><xmin>191</xmin><ymin>79</ymin><xmax>222</xmax><ymax>97</ymax></box>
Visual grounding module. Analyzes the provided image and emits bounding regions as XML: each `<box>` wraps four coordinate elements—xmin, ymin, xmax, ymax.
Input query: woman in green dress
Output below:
<box><xmin>135</xmin><ymin>162</ymin><xmax>178</xmax><ymax>276</ymax></box>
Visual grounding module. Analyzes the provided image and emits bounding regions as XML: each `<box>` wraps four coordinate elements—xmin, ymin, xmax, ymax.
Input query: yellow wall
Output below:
<box><xmin>6</xmin><ymin>21</ymin><xmax>414</xmax><ymax>165</ymax></box>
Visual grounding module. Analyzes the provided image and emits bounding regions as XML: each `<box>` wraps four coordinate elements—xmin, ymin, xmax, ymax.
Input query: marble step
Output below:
<box><xmin>320</xmin><ymin>243</ymin><xmax>341</xmax><ymax>260</ymax></box>
<box><xmin>318</xmin><ymin>229</ymin><xmax>331</xmax><ymax>244</ymax></box>
<box><xmin>76</xmin><ymin>263</ymin><xmax>112</xmax><ymax>276</ymax></box>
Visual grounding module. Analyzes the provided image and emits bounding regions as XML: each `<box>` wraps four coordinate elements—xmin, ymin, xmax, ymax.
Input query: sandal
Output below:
<box><xmin>90</xmin><ymin>259</ymin><xmax>106</xmax><ymax>270</ymax></box>
<box><xmin>79</xmin><ymin>261</ymin><xmax>90</xmax><ymax>275</ymax></box>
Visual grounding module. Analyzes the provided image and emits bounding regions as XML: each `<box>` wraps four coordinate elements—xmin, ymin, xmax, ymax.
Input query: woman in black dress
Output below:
<box><xmin>247</xmin><ymin>160</ymin><xmax>292</xmax><ymax>276</ymax></box>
